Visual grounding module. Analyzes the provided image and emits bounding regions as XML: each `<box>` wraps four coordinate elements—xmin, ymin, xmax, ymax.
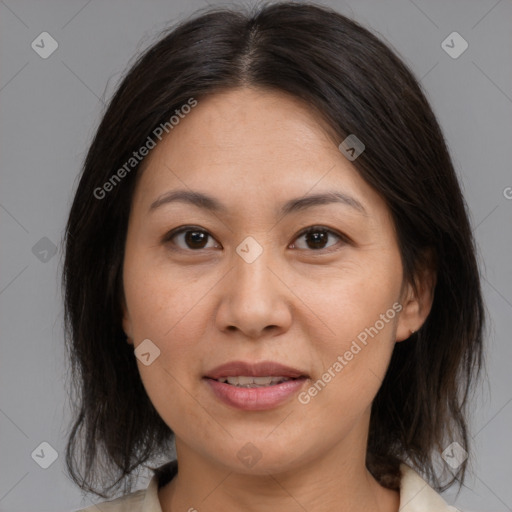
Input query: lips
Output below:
<box><xmin>204</xmin><ymin>360</ymin><xmax>308</xmax><ymax>380</ymax></box>
<box><xmin>203</xmin><ymin>361</ymin><xmax>309</xmax><ymax>410</ymax></box>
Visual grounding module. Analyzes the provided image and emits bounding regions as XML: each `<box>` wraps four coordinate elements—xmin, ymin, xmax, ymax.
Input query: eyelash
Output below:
<box><xmin>162</xmin><ymin>225</ymin><xmax>350</xmax><ymax>253</ymax></box>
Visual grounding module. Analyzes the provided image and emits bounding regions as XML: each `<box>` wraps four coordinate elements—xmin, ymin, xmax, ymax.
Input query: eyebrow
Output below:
<box><xmin>148</xmin><ymin>189</ymin><xmax>367</xmax><ymax>216</ymax></box>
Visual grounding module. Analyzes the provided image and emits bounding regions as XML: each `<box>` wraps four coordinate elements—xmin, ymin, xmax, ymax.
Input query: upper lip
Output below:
<box><xmin>204</xmin><ymin>361</ymin><xmax>308</xmax><ymax>380</ymax></box>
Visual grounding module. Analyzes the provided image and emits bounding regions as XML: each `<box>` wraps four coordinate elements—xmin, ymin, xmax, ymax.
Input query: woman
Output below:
<box><xmin>63</xmin><ymin>2</ymin><xmax>484</xmax><ymax>511</ymax></box>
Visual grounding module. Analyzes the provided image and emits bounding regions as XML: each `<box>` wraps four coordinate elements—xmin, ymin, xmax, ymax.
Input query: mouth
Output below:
<box><xmin>204</xmin><ymin>361</ymin><xmax>309</xmax><ymax>410</ymax></box>
<box><xmin>212</xmin><ymin>375</ymin><xmax>299</xmax><ymax>387</ymax></box>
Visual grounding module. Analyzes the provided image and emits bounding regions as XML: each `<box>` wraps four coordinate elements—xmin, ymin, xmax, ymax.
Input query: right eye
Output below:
<box><xmin>163</xmin><ymin>226</ymin><xmax>221</xmax><ymax>251</ymax></box>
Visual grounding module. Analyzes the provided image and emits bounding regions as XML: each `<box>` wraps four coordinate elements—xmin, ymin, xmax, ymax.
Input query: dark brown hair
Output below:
<box><xmin>62</xmin><ymin>0</ymin><xmax>485</xmax><ymax>498</ymax></box>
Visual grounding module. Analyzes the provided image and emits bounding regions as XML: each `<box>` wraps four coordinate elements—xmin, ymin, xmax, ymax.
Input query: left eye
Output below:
<box><xmin>165</xmin><ymin>228</ymin><xmax>219</xmax><ymax>250</ymax></box>
<box><xmin>291</xmin><ymin>227</ymin><xmax>345</xmax><ymax>251</ymax></box>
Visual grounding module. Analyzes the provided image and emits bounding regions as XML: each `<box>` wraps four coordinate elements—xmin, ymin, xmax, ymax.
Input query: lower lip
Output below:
<box><xmin>205</xmin><ymin>378</ymin><xmax>307</xmax><ymax>411</ymax></box>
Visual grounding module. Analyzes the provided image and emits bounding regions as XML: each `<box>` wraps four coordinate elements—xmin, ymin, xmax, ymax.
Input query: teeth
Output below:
<box><xmin>217</xmin><ymin>376</ymin><xmax>292</xmax><ymax>387</ymax></box>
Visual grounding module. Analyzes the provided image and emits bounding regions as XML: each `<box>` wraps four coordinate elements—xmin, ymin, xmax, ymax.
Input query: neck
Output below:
<box><xmin>158</xmin><ymin>428</ymin><xmax>399</xmax><ymax>512</ymax></box>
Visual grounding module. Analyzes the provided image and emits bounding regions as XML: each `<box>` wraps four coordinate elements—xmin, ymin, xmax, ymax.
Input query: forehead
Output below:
<box><xmin>132</xmin><ymin>87</ymin><xmax>382</xmax><ymax>216</ymax></box>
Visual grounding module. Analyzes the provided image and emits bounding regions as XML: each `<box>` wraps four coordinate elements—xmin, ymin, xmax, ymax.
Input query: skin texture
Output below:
<box><xmin>122</xmin><ymin>87</ymin><xmax>434</xmax><ymax>512</ymax></box>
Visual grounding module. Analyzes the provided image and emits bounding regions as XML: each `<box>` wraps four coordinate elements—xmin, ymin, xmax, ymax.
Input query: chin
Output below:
<box><xmin>203</xmin><ymin>439</ymin><xmax>311</xmax><ymax>476</ymax></box>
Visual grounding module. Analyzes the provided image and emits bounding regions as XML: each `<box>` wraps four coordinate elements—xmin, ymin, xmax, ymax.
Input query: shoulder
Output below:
<box><xmin>72</xmin><ymin>460</ymin><xmax>178</xmax><ymax>512</ymax></box>
<box><xmin>399</xmin><ymin>463</ymin><xmax>460</xmax><ymax>512</ymax></box>
<box><xmin>74</xmin><ymin>488</ymin><xmax>147</xmax><ymax>512</ymax></box>
<box><xmin>72</xmin><ymin>466</ymin><xmax>172</xmax><ymax>512</ymax></box>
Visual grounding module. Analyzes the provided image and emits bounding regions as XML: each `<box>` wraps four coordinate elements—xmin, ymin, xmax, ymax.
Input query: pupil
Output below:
<box><xmin>307</xmin><ymin>230</ymin><xmax>327</xmax><ymax>249</ymax></box>
<box><xmin>185</xmin><ymin>231</ymin><xmax>207</xmax><ymax>248</ymax></box>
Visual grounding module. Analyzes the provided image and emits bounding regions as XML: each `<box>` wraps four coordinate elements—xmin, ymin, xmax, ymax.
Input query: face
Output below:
<box><xmin>122</xmin><ymin>87</ymin><xmax>430</xmax><ymax>475</ymax></box>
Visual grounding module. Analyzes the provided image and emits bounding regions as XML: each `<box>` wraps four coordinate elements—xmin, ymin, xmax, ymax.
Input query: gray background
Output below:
<box><xmin>1</xmin><ymin>0</ymin><xmax>511</xmax><ymax>511</ymax></box>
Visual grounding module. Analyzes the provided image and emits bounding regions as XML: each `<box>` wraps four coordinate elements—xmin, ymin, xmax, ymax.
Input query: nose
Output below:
<box><xmin>214</xmin><ymin>244</ymin><xmax>293</xmax><ymax>340</ymax></box>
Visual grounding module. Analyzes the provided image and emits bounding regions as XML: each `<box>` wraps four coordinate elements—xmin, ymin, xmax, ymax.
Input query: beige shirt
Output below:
<box><xmin>75</xmin><ymin>462</ymin><xmax>459</xmax><ymax>511</ymax></box>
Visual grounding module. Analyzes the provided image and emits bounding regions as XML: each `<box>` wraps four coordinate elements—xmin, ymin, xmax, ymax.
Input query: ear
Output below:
<box><xmin>121</xmin><ymin>294</ymin><xmax>134</xmax><ymax>345</ymax></box>
<box><xmin>395</xmin><ymin>251</ymin><xmax>436</xmax><ymax>342</ymax></box>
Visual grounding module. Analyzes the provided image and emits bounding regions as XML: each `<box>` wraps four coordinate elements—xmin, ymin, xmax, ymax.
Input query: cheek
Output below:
<box><xmin>123</xmin><ymin>256</ymin><xmax>226</xmax><ymax>389</ymax></box>
<box><xmin>294</xmin><ymin>254</ymin><xmax>401</xmax><ymax>410</ymax></box>
<box><xmin>124</xmin><ymin>268</ymin><xmax>211</xmax><ymax>432</ymax></box>
<box><xmin>123</xmin><ymin>243</ymin><xmax>208</xmax><ymax>341</ymax></box>
<box><xmin>300</xmin><ymin>252</ymin><xmax>402</xmax><ymax>351</ymax></box>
